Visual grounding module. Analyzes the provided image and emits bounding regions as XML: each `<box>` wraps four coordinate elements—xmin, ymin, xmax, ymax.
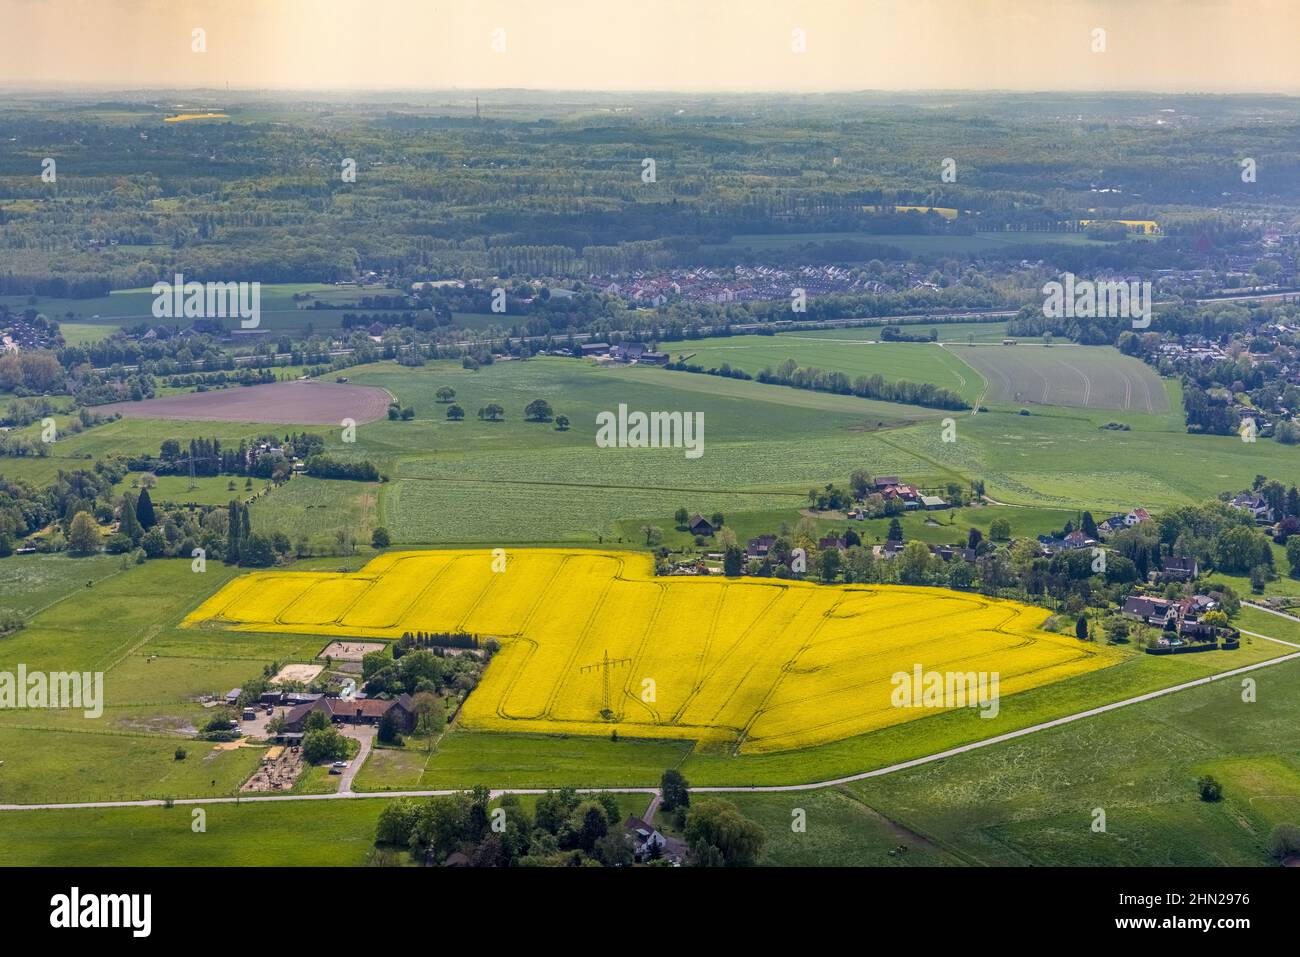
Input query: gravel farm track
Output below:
<box><xmin>97</xmin><ymin>379</ymin><xmax>394</xmax><ymax>424</ymax></box>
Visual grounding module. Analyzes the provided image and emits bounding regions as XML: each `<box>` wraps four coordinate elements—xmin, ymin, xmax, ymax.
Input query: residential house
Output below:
<box><xmin>746</xmin><ymin>535</ymin><xmax>776</xmax><ymax>560</ymax></box>
<box><xmin>1095</xmin><ymin>515</ymin><xmax>1128</xmax><ymax>538</ymax></box>
<box><xmin>879</xmin><ymin>483</ymin><xmax>922</xmax><ymax>509</ymax></box>
<box><xmin>622</xmin><ymin>816</ymin><xmax>685</xmax><ymax>864</ymax></box>
<box><xmin>1124</xmin><ymin>507</ymin><xmax>1152</xmax><ymax>526</ymax></box>
<box><xmin>1230</xmin><ymin>493</ymin><xmax>1274</xmax><ymax>522</ymax></box>
<box><xmin>1063</xmin><ymin>530</ymin><xmax>1096</xmax><ymax>549</ymax></box>
<box><xmin>1162</xmin><ymin>555</ymin><xmax>1200</xmax><ymax>581</ymax></box>
<box><xmin>1121</xmin><ymin>596</ymin><xmax>1175</xmax><ymax>627</ymax></box>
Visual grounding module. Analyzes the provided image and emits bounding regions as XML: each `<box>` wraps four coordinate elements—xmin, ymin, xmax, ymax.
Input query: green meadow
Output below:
<box><xmin>3</xmin><ymin>282</ymin><xmax>413</xmax><ymax>338</ymax></box>
<box><xmin>673</xmin><ymin>334</ymin><xmax>985</xmax><ymax>405</ymax></box>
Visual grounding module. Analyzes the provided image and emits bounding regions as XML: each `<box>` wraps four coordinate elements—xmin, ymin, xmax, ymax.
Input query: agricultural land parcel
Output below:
<box><xmin>185</xmin><ymin>549</ymin><xmax>1121</xmax><ymax>753</ymax></box>
<box><xmin>3</xmin><ymin>352</ymin><xmax>1294</xmax><ymax>543</ymax></box>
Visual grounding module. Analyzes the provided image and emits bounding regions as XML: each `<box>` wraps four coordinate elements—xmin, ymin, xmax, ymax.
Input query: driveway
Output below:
<box><xmin>336</xmin><ymin>725</ymin><xmax>375</xmax><ymax>793</ymax></box>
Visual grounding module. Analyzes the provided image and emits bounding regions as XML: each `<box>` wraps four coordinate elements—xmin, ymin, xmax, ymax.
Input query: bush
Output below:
<box><xmin>302</xmin><ymin>726</ymin><xmax>349</xmax><ymax>764</ymax></box>
<box><xmin>174</xmin><ymin>747</ymin><xmax>187</xmax><ymax>761</ymax></box>
<box><xmin>1266</xmin><ymin>822</ymin><xmax>1300</xmax><ymax>860</ymax></box>
<box><xmin>1197</xmin><ymin>775</ymin><xmax>1223</xmax><ymax>802</ymax></box>
<box><xmin>104</xmin><ymin>532</ymin><xmax>133</xmax><ymax>554</ymax></box>
<box><xmin>0</xmin><ymin>609</ymin><xmax>25</xmax><ymax>636</ymax></box>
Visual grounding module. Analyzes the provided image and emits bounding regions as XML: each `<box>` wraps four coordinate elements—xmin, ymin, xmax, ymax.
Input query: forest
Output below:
<box><xmin>3</xmin><ymin>91</ymin><xmax>1298</xmax><ymax>297</ymax></box>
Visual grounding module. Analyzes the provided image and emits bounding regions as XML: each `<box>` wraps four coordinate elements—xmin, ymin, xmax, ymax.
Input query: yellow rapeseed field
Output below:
<box><xmin>184</xmin><ymin>550</ymin><xmax>1122</xmax><ymax>753</ymax></box>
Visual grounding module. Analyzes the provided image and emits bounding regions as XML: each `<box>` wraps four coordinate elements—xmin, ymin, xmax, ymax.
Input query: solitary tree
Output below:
<box><xmin>135</xmin><ymin>487</ymin><xmax>157</xmax><ymax>530</ymax></box>
<box><xmin>1197</xmin><ymin>775</ymin><xmax>1223</xmax><ymax>803</ymax></box>
<box><xmin>684</xmin><ymin>797</ymin><xmax>765</xmax><ymax>866</ymax></box>
<box><xmin>446</xmin><ymin>404</ymin><xmax>465</xmax><ymax>421</ymax></box>
<box><xmin>435</xmin><ymin>386</ymin><xmax>456</xmax><ymax>403</ymax></box>
<box><xmin>118</xmin><ymin>493</ymin><xmax>143</xmax><ymax>544</ymax></box>
<box><xmin>524</xmin><ymin>398</ymin><xmax>554</xmax><ymax>422</ymax></box>
<box><xmin>660</xmin><ymin>769</ymin><xmax>690</xmax><ymax>811</ymax></box>
<box><xmin>1075</xmin><ymin>615</ymin><xmax>1089</xmax><ymax>641</ymax></box>
<box><xmin>67</xmin><ymin>511</ymin><xmax>102</xmax><ymax>556</ymax></box>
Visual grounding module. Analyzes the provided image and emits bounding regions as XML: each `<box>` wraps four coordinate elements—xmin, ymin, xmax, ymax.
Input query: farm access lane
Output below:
<box><xmin>2</xmin><ymin>634</ymin><xmax>1299</xmax><ymax>812</ymax></box>
<box><xmin>337</xmin><ymin>725</ymin><xmax>374</xmax><ymax>794</ymax></box>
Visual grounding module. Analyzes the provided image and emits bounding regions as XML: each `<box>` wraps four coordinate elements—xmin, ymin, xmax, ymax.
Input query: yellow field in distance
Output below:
<box><xmin>183</xmin><ymin>549</ymin><xmax>1122</xmax><ymax>754</ymax></box>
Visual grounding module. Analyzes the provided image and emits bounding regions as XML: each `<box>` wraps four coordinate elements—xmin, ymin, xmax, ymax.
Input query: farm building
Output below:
<box><xmin>688</xmin><ymin>514</ymin><xmax>716</xmax><ymax>536</ymax></box>
<box><xmin>283</xmin><ymin>694</ymin><xmax>417</xmax><ymax>732</ymax></box>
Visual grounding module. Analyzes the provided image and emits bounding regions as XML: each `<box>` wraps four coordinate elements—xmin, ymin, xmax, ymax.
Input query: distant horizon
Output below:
<box><xmin>4</xmin><ymin>84</ymin><xmax>1300</xmax><ymax>99</ymax></box>
<box><xmin>3</xmin><ymin>0</ymin><xmax>1298</xmax><ymax>95</ymax></box>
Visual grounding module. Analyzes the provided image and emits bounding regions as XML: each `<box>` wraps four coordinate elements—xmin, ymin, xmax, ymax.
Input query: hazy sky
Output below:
<box><xmin>2</xmin><ymin>0</ymin><xmax>1298</xmax><ymax>93</ymax></box>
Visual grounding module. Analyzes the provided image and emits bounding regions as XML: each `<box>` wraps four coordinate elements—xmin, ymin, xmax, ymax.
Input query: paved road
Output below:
<box><xmin>1243</xmin><ymin>601</ymin><xmax>1300</xmax><ymax>624</ymax></box>
<box><xmin>338</xmin><ymin>726</ymin><xmax>374</xmax><ymax>794</ymax></box>
<box><xmin>3</xmin><ymin>638</ymin><xmax>1298</xmax><ymax>812</ymax></box>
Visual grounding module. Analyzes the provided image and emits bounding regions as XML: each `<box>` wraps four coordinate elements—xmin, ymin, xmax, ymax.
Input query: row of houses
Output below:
<box><xmin>1034</xmin><ymin>508</ymin><xmax>1153</xmax><ymax>554</ymax></box>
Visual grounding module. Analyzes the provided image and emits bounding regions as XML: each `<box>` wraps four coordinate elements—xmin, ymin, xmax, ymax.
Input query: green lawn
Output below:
<box><xmin>675</xmin><ymin>335</ymin><xmax>984</xmax><ymax>405</ymax></box>
<box><xmin>356</xmin><ymin>729</ymin><xmax>694</xmax><ymax>792</ymax></box>
<box><xmin>0</xmin><ymin>728</ymin><xmax>264</xmax><ymax>805</ymax></box>
<box><xmin>843</xmin><ymin>655</ymin><xmax>1300</xmax><ymax>866</ymax></box>
<box><xmin>0</xmin><ymin>552</ymin><xmax>126</xmax><ymax>617</ymax></box>
<box><xmin>143</xmin><ymin>474</ymin><xmax>266</xmax><ymax>507</ymax></box>
<box><xmin>0</xmin><ymin>799</ymin><xmax>400</xmax><ymax>866</ymax></box>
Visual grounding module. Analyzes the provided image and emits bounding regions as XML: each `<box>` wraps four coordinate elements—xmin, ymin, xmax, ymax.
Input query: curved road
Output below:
<box><xmin>2</xmin><ymin>631</ymin><xmax>1297</xmax><ymax>812</ymax></box>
